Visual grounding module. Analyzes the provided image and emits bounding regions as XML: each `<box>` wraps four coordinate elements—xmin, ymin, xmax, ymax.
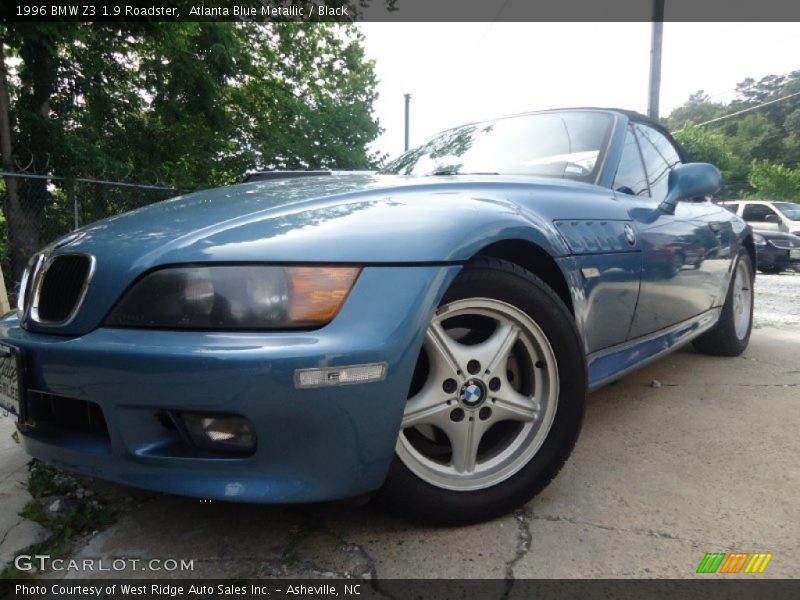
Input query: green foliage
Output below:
<box><xmin>4</xmin><ymin>23</ymin><xmax>382</xmax><ymax>189</ymax></box>
<box><xmin>224</xmin><ymin>23</ymin><xmax>383</xmax><ymax>176</ymax></box>
<box><xmin>0</xmin><ymin>460</ymin><xmax>116</xmax><ymax>581</ymax></box>
<box><xmin>666</xmin><ymin>70</ymin><xmax>800</xmax><ymax>200</ymax></box>
<box><xmin>22</xmin><ymin>460</ymin><xmax>115</xmax><ymax>542</ymax></box>
<box><xmin>747</xmin><ymin>161</ymin><xmax>800</xmax><ymax>201</ymax></box>
<box><xmin>674</xmin><ymin>123</ymin><xmax>744</xmax><ymax>198</ymax></box>
<box><xmin>784</xmin><ymin>107</ymin><xmax>800</xmax><ymax>158</ymax></box>
<box><xmin>25</xmin><ymin>459</ymin><xmax>79</xmax><ymax>498</ymax></box>
<box><xmin>667</xmin><ymin>91</ymin><xmax>727</xmax><ymax>130</ymax></box>
<box><xmin>723</xmin><ymin>114</ymin><xmax>783</xmax><ymax>166</ymax></box>
<box><xmin>674</xmin><ymin>123</ymin><xmax>737</xmax><ymax>169</ymax></box>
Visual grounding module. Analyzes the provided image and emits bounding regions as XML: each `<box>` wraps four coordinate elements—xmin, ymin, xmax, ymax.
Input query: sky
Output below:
<box><xmin>358</xmin><ymin>23</ymin><xmax>800</xmax><ymax>160</ymax></box>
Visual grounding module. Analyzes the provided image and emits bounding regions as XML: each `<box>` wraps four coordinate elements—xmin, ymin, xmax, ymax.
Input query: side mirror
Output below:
<box><xmin>659</xmin><ymin>163</ymin><xmax>721</xmax><ymax>214</ymax></box>
<box><xmin>765</xmin><ymin>214</ymin><xmax>780</xmax><ymax>224</ymax></box>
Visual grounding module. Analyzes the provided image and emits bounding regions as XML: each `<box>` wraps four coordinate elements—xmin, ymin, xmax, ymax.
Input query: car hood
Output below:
<box><xmin>55</xmin><ymin>173</ymin><xmax>610</xmax><ymax>267</ymax></box>
<box><xmin>754</xmin><ymin>230</ymin><xmax>800</xmax><ymax>243</ymax></box>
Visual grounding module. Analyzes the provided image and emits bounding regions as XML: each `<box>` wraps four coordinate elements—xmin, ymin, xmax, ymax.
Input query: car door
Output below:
<box><xmin>742</xmin><ymin>202</ymin><xmax>782</xmax><ymax>232</ymax></box>
<box><xmin>614</xmin><ymin>123</ymin><xmax>726</xmax><ymax>339</ymax></box>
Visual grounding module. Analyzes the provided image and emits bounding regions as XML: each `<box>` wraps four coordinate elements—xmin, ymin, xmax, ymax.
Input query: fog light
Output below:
<box><xmin>180</xmin><ymin>413</ymin><xmax>256</xmax><ymax>454</ymax></box>
<box><xmin>294</xmin><ymin>362</ymin><xmax>387</xmax><ymax>389</ymax></box>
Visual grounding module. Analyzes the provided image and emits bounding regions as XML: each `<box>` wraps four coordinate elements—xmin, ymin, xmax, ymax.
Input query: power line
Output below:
<box><xmin>677</xmin><ymin>90</ymin><xmax>800</xmax><ymax>132</ymax></box>
<box><xmin>702</xmin><ymin>70</ymin><xmax>800</xmax><ymax>101</ymax></box>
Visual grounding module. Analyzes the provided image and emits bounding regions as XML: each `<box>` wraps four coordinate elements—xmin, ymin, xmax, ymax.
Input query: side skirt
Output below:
<box><xmin>587</xmin><ymin>307</ymin><xmax>721</xmax><ymax>392</ymax></box>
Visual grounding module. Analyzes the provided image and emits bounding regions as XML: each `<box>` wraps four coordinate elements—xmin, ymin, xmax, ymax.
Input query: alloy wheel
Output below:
<box><xmin>732</xmin><ymin>257</ymin><xmax>753</xmax><ymax>340</ymax></box>
<box><xmin>396</xmin><ymin>298</ymin><xmax>559</xmax><ymax>491</ymax></box>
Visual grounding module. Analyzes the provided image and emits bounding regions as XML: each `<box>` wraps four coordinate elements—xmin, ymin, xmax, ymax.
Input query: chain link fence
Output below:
<box><xmin>1</xmin><ymin>171</ymin><xmax>178</xmax><ymax>302</ymax></box>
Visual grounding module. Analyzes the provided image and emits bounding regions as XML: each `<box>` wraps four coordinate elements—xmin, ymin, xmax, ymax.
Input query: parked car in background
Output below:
<box><xmin>641</xmin><ymin>232</ymin><xmax>708</xmax><ymax>278</ymax></box>
<box><xmin>1</xmin><ymin>109</ymin><xmax>755</xmax><ymax>525</ymax></box>
<box><xmin>751</xmin><ymin>230</ymin><xmax>800</xmax><ymax>274</ymax></box>
<box><xmin>720</xmin><ymin>200</ymin><xmax>800</xmax><ymax>236</ymax></box>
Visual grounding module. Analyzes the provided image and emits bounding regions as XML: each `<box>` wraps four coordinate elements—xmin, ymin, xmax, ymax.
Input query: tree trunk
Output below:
<box><xmin>1</xmin><ymin>30</ymin><xmax>56</xmax><ymax>282</ymax></box>
<box><xmin>0</xmin><ymin>37</ymin><xmax>33</xmax><ymax>292</ymax></box>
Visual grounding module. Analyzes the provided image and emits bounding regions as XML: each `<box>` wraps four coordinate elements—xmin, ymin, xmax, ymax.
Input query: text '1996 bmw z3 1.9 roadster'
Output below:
<box><xmin>1</xmin><ymin>108</ymin><xmax>754</xmax><ymax>525</ymax></box>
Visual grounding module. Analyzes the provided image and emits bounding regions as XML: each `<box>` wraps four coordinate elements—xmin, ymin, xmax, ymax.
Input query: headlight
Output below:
<box><xmin>753</xmin><ymin>233</ymin><xmax>767</xmax><ymax>246</ymax></box>
<box><xmin>105</xmin><ymin>265</ymin><xmax>361</xmax><ymax>330</ymax></box>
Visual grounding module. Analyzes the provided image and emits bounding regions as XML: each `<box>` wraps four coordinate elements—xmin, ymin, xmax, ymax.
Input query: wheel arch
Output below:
<box><xmin>742</xmin><ymin>233</ymin><xmax>756</xmax><ymax>271</ymax></box>
<box><xmin>472</xmin><ymin>239</ymin><xmax>574</xmax><ymax>315</ymax></box>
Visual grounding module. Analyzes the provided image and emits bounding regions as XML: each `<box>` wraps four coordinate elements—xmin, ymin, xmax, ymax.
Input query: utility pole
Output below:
<box><xmin>404</xmin><ymin>93</ymin><xmax>411</xmax><ymax>151</ymax></box>
<box><xmin>647</xmin><ymin>0</ymin><xmax>665</xmax><ymax>120</ymax></box>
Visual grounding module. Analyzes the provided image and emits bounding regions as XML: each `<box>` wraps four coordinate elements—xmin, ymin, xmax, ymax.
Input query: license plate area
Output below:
<box><xmin>0</xmin><ymin>343</ymin><xmax>24</xmax><ymax>417</ymax></box>
<box><xmin>790</xmin><ymin>249</ymin><xmax>800</xmax><ymax>259</ymax></box>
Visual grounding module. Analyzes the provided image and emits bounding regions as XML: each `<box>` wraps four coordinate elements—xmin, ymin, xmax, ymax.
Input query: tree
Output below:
<box><xmin>673</xmin><ymin>123</ymin><xmax>744</xmax><ymax>197</ymax></box>
<box><xmin>0</xmin><ymin>23</ymin><xmax>382</xmax><ymax>280</ymax></box>
<box><xmin>748</xmin><ymin>161</ymin><xmax>800</xmax><ymax>201</ymax></box>
<box><xmin>666</xmin><ymin>70</ymin><xmax>800</xmax><ymax>200</ymax></box>
<box><xmin>1</xmin><ymin>25</ymin><xmax>72</xmax><ymax>278</ymax></box>
<box><xmin>224</xmin><ymin>23</ymin><xmax>382</xmax><ymax>175</ymax></box>
<box><xmin>667</xmin><ymin>90</ymin><xmax>726</xmax><ymax>130</ymax></box>
<box><xmin>784</xmin><ymin>107</ymin><xmax>800</xmax><ymax>160</ymax></box>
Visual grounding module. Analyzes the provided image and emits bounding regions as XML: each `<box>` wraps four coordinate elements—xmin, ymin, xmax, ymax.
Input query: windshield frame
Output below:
<box><xmin>379</xmin><ymin>110</ymin><xmax>617</xmax><ymax>184</ymax></box>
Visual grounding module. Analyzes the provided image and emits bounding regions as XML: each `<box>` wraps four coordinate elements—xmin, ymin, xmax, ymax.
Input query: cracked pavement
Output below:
<box><xmin>9</xmin><ymin>274</ymin><xmax>800</xmax><ymax>580</ymax></box>
<box><xmin>0</xmin><ymin>421</ymin><xmax>49</xmax><ymax>568</ymax></box>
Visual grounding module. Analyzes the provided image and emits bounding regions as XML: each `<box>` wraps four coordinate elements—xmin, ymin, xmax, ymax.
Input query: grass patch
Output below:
<box><xmin>0</xmin><ymin>460</ymin><xmax>117</xmax><ymax>584</ymax></box>
<box><xmin>21</xmin><ymin>460</ymin><xmax>115</xmax><ymax>542</ymax></box>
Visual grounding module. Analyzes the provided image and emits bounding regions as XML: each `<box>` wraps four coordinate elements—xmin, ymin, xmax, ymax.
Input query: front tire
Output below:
<box><xmin>693</xmin><ymin>248</ymin><xmax>754</xmax><ymax>357</ymax></box>
<box><xmin>378</xmin><ymin>258</ymin><xmax>586</xmax><ymax>525</ymax></box>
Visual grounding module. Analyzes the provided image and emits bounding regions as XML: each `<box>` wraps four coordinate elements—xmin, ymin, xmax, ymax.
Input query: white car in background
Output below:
<box><xmin>720</xmin><ymin>200</ymin><xmax>800</xmax><ymax>236</ymax></box>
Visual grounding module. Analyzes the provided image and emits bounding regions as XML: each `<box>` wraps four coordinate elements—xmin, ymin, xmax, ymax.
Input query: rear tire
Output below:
<box><xmin>378</xmin><ymin>257</ymin><xmax>586</xmax><ymax>525</ymax></box>
<box><xmin>693</xmin><ymin>249</ymin><xmax>754</xmax><ymax>357</ymax></box>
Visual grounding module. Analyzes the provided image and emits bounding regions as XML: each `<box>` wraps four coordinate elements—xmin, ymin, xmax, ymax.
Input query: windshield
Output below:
<box><xmin>380</xmin><ymin>111</ymin><xmax>613</xmax><ymax>181</ymax></box>
<box><xmin>774</xmin><ymin>202</ymin><xmax>800</xmax><ymax>220</ymax></box>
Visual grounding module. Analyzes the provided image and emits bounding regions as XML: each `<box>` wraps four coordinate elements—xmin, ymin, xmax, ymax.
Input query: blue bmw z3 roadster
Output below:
<box><xmin>1</xmin><ymin>109</ymin><xmax>754</xmax><ymax>524</ymax></box>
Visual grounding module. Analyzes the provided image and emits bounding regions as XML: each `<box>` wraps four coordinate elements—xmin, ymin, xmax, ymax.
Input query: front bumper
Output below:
<box><xmin>1</xmin><ymin>265</ymin><xmax>460</xmax><ymax>503</ymax></box>
<box><xmin>756</xmin><ymin>245</ymin><xmax>800</xmax><ymax>270</ymax></box>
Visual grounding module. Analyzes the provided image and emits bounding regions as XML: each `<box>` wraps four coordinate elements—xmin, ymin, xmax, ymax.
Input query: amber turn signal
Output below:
<box><xmin>287</xmin><ymin>266</ymin><xmax>361</xmax><ymax>326</ymax></box>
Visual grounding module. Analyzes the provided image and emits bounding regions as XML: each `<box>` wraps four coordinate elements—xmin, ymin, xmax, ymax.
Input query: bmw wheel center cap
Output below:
<box><xmin>460</xmin><ymin>379</ymin><xmax>487</xmax><ymax>408</ymax></box>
